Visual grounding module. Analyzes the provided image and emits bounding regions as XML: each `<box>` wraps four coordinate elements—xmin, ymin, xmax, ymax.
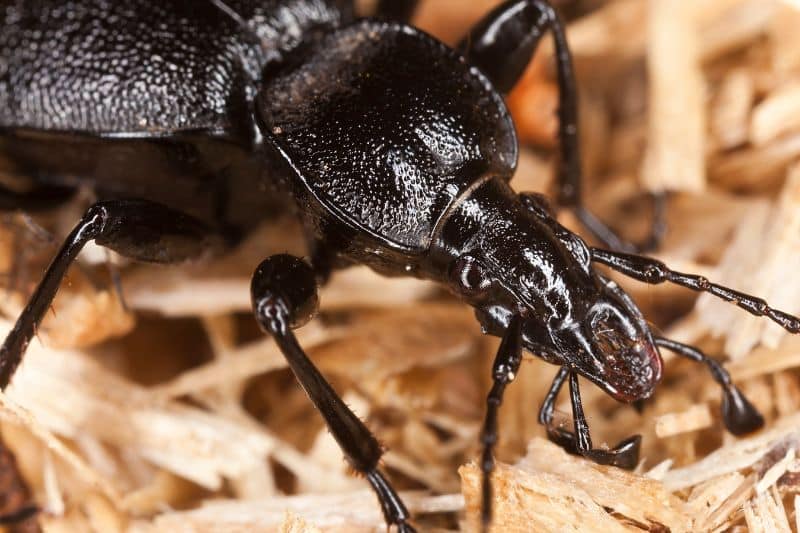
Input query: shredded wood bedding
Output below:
<box><xmin>2</xmin><ymin>0</ymin><xmax>800</xmax><ymax>531</ymax></box>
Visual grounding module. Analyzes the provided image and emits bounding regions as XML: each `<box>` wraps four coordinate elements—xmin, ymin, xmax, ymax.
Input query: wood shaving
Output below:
<box><xmin>3</xmin><ymin>1</ymin><xmax>800</xmax><ymax>531</ymax></box>
<box><xmin>642</xmin><ymin>0</ymin><xmax>705</xmax><ymax>193</ymax></box>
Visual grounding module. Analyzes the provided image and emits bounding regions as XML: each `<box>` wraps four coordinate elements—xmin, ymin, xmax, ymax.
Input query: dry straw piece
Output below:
<box><xmin>3</xmin><ymin>0</ymin><xmax>800</xmax><ymax>531</ymax></box>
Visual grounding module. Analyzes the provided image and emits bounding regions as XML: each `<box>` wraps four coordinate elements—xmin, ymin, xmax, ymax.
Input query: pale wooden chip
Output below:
<box><xmin>697</xmin><ymin>162</ymin><xmax>800</xmax><ymax>358</ymax></box>
<box><xmin>1</xmin><ymin>321</ymin><xmax>274</xmax><ymax>491</ymax></box>
<box><xmin>130</xmin><ymin>491</ymin><xmax>462</xmax><ymax>533</ymax></box>
<box><xmin>460</xmin><ymin>461</ymin><xmax>636</xmax><ymax>533</ymax></box>
<box><xmin>755</xmin><ymin>446</ymin><xmax>795</xmax><ymax>494</ymax></box>
<box><xmin>711</xmin><ymin>68</ymin><xmax>755</xmax><ymax>150</ymax></box>
<box><xmin>517</xmin><ymin>438</ymin><xmax>689</xmax><ymax>531</ymax></box>
<box><xmin>769</xmin><ymin>1</ymin><xmax>800</xmax><ymax>75</ymax></box>
<box><xmin>655</xmin><ymin>404</ymin><xmax>713</xmax><ymax>438</ymax></box>
<box><xmin>125</xmin><ymin>265</ymin><xmax>436</xmax><ymax>317</ymax></box>
<box><xmin>686</xmin><ymin>472</ymin><xmax>747</xmax><ymax>530</ymax></box>
<box><xmin>279</xmin><ymin>511</ymin><xmax>322</xmax><ymax>533</ymax></box>
<box><xmin>710</xmin><ymin>132</ymin><xmax>800</xmax><ymax>190</ymax></box>
<box><xmin>750</xmin><ymin>81</ymin><xmax>800</xmax><ymax>146</ymax></box>
<box><xmin>743</xmin><ymin>486</ymin><xmax>792</xmax><ymax>532</ymax></box>
<box><xmin>662</xmin><ymin>414</ymin><xmax>800</xmax><ymax>490</ymax></box>
<box><xmin>641</xmin><ymin>0</ymin><xmax>706</xmax><ymax>193</ymax></box>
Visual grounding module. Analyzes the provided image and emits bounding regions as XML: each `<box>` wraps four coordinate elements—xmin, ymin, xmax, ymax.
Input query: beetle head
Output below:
<box><xmin>543</xmin><ymin>278</ymin><xmax>663</xmax><ymax>402</ymax></box>
<box><xmin>450</xmin><ymin>216</ymin><xmax>662</xmax><ymax>403</ymax></box>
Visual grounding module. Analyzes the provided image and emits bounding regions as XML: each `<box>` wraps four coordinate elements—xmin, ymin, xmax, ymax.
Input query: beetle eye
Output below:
<box><xmin>449</xmin><ymin>253</ymin><xmax>492</xmax><ymax>296</ymax></box>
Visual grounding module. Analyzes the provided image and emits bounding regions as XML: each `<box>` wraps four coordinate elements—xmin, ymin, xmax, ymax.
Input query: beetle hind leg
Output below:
<box><xmin>250</xmin><ymin>255</ymin><xmax>415</xmax><ymax>532</ymax></box>
<box><xmin>538</xmin><ymin>368</ymin><xmax>641</xmax><ymax>469</ymax></box>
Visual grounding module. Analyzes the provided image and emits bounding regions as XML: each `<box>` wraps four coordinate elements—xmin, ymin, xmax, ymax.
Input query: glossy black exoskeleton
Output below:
<box><xmin>2</xmin><ymin>1</ymin><xmax>799</xmax><ymax>530</ymax></box>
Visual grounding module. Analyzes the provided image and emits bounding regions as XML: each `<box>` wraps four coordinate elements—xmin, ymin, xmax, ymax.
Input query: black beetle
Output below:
<box><xmin>2</xmin><ymin>1</ymin><xmax>799</xmax><ymax>530</ymax></box>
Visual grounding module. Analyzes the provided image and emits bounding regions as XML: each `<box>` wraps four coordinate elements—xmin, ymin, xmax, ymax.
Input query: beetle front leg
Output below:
<box><xmin>537</xmin><ymin>366</ymin><xmax>568</xmax><ymax>426</ymax></box>
<box><xmin>250</xmin><ymin>255</ymin><xmax>415</xmax><ymax>533</ymax></box>
<box><xmin>0</xmin><ymin>199</ymin><xmax>222</xmax><ymax>389</ymax></box>
<box><xmin>460</xmin><ymin>0</ymin><xmax>665</xmax><ymax>252</ymax></box>
<box><xmin>537</xmin><ymin>370</ymin><xmax>641</xmax><ymax>469</ymax></box>
<box><xmin>479</xmin><ymin>314</ymin><xmax>523</xmax><ymax>527</ymax></box>
<box><xmin>654</xmin><ymin>337</ymin><xmax>763</xmax><ymax>435</ymax></box>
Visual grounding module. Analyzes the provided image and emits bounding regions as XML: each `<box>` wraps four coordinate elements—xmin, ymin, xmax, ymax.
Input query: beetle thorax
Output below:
<box><xmin>429</xmin><ymin>176</ymin><xmax>598</xmax><ymax>329</ymax></box>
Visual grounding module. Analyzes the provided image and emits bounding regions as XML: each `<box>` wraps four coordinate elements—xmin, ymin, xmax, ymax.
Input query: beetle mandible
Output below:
<box><xmin>2</xmin><ymin>0</ymin><xmax>799</xmax><ymax>530</ymax></box>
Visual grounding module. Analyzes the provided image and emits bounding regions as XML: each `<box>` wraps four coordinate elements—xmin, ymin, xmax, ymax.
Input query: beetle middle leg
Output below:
<box><xmin>0</xmin><ymin>198</ymin><xmax>223</xmax><ymax>389</ymax></box>
<box><xmin>459</xmin><ymin>0</ymin><xmax>665</xmax><ymax>252</ymax></box>
<box><xmin>250</xmin><ymin>255</ymin><xmax>415</xmax><ymax>533</ymax></box>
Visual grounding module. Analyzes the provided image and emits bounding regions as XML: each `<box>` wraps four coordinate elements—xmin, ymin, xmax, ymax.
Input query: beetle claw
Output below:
<box><xmin>544</xmin><ymin>425</ymin><xmax>576</xmax><ymax>452</ymax></box>
<box><xmin>545</xmin><ymin>426</ymin><xmax>641</xmax><ymax>470</ymax></box>
<box><xmin>722</xmin><ymin>385</ymin><xmax>764</xmax><ymax>436</ymax></box>
<box><xmin>581</xmin><ymin>435</ymin><xmax>641</xmax><ymax>470</ymax></box>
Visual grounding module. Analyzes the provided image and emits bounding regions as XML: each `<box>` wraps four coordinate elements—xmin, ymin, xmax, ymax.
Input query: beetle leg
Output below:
<box><xmin>250</xmin><ymin>255</ymin><xmax>415</xmax><ymax>533</ymax></box>
<box><xmin>460</xmin><ymin>0</ymin><xmax>665</xmax><ymax>252</ymax></box>
<box><xmin>538</xmin><ymin>370</ymin><xmax>640</xmax><ymax>469</ymax></box>
<box><xmin>537</xmin><ymin>366</ymin><xmax>568</xmax><ymax>425</ymax></box>
<box><xmin>565</xmin><ymin>372</ymin><xmax>642</xmax><ymax>469</ymax></box>
<box><xmin>0</xmin><ymin>199</ymin><xmax>223</xmax><ymax>389</ymax></box>
<box><xmin>479</xmin><ymin>314</ymin><xmax>523</xmax><ymax>527</ymax></box>
<box><xmin>374</xmin><ymin>0</ymin><xmax>419</xmax><ymax>22</ymax></box>
<box><xmin>654</xmin><ymin>337</ymin><xmax>764</xmax><ymax>435</ymax></box>
<box><xmin>591</xmin><ymin>248</ymin><xmax>800</xmax><ymax>334</ymax></box>
<box><xmin>574</xmin><ymin>192</ymin><xmax>668</xmax><ymax>253</ymax></box>
<box><xmin>536</xmin><ymin>366</ymin><xmax>586</xmax><ymax>453</ymax></box>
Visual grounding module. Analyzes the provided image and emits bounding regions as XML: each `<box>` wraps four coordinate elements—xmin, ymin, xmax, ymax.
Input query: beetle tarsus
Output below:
<box><xmin>367</xmin><ymin>470</ymin><xmax>415</xmax><ymax>532</ymax></box>
<box><xmin>582</xmin><ymin>435</ymin><xmax>642</xmax><ymax>469</ymax></box>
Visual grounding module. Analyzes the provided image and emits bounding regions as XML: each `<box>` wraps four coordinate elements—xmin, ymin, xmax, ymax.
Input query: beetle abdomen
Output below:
<box><xmin>0</xmin><ymin>0</ymin><xmax>348</xmax><ymax>141</ymax></box>
<box><xmin>258</xmin><ymin>19</ymin><xmax>518</xmax><ymax>251</ymax></box>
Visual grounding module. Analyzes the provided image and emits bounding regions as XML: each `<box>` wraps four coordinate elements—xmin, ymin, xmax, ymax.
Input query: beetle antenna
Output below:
<box><xmin>591</xmin><ymin>248</ymin><xmax>800</xmax><ymax>334</ymax></box>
